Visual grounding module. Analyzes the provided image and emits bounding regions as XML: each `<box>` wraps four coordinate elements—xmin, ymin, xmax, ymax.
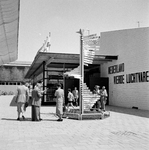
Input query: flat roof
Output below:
<box><xmin>25</xmin><ymin>51</ymin><xmax>117</xmax><ymax>79</ymax></box>
<box><xmin>3</xmin><ymin>61</ymin><xmax>32</xmax><ymax>67</ymax></box>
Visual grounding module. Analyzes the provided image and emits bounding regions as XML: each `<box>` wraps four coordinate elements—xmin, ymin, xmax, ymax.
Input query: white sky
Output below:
<box><xmin>18</xmin><ymin>0</ymin><xmax>149</xmax><ymax>61</ymax></box>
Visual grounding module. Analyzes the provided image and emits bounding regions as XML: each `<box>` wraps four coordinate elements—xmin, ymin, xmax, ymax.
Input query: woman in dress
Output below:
<box><xmin>15</xmin><ymin>81</ymin><xmax>29</xmax><ymax>120</ymax></box>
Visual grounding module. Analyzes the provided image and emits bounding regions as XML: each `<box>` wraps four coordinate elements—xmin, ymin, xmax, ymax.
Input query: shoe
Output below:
<box><xmin>57</xmin><ymin>118</ymin><xmax>63</xmax><ymax>121</ymax></box>
<box><xmin>17</xmin><ymin>117</ymin><xmax>20</xmax><ymax>121</ymax></box>
<box><xmin>22</xmin><ymin>116</ymin><xmax>25</xmax><ymax>120</ymax></box>
<box><xmin>39</xmin><ymin>118</ymin><xmax>42</xmax><ymax>121</ymax></box>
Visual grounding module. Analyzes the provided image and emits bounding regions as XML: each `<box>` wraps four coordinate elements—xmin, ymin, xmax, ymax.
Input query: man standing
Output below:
<box><xmin>31</xmin><ymin>81</ymin><xmax>45</xmax><ymax>121</ymax></box>
<box><xmin>15</xmin><ymin>81</ymin><xmax>29</xmax><ymax>120</ymax></box>
<box><xmin>100</xmin><ymin>86</ymin><xmax>108</xmax><ymax>111</ymax></box>
<box><xmin>54</xmin><ymin>83</ymin><xmax>64</xmax><ymax>121</ymax></box>
<box><xmin>72</xmin><ymin>87</ymin><xmax>79</xmax><ymax>107</ymax></box>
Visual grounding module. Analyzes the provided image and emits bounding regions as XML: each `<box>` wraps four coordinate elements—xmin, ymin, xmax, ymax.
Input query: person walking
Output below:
<box><xmin>31</xmin><ymin>81</ymin><xmax>46</xmax><ymax>121</ymax></box>
<box><xmin>54</xmin><ymin>83</ymin><xmax>64</xmax><ymax>121</ymax></box>
<box><xmin>72</xmin><ymin>87</ymin><xmax>79</xmax><ymax>107</ymax></box>
<box><xmin>67</xmin><ymin>88</ymin><xmax>75</xmax><ymax>111</ymax></box>
<box><xmin>15</xmin><ymin>81</ymin><xmax>29</xmax><ymax>121</ymax></box>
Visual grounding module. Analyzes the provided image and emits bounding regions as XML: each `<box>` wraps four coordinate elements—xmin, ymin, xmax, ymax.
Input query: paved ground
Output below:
<box><xmin>0</xmin><ymin>95</ymin><xmax>149</xmax><ymax>150</ymax></box>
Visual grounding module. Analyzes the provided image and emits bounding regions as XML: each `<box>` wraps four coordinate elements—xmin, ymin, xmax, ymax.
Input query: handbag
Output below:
<box><xmin>63</xmin><ymin>105</ymin><xmax>67</xmax><ymax>112</ymax></box>
<box><xmin>25</xmin><ymin>101</ymin><xmax>29</xmax><ymax>108</ymax></box>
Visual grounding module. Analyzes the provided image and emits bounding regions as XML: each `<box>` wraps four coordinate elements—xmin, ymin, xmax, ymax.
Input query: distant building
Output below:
<box><xmin>0</xmin><ymin>61</ymin><xmax>31</xmax><ymax>95</ymax></box>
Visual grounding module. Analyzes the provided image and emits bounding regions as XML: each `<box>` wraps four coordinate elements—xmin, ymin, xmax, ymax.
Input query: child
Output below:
<box><xmin>67</xmin><ymin>88</ymin><xmax>75</xmax><ymax>111</ymax></box>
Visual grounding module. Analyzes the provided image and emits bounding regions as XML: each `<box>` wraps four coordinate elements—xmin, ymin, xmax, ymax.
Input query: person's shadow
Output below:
<box><xmin>9</xmin><ymin>96</ymin><xmax>32</xmax><ymax>106</ymax></box>
<box><xmin>1</xmin><ymin>117</ymin><xmax>32</xmax><ymax>121</ymax></box>
<box><xmin>9</xmin><ymin>95</ymin><xmax>17</xmax><ymax>106</ymax></box>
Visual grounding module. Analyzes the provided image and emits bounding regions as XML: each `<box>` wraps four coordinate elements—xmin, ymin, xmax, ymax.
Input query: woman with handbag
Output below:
<box><xmin>15</xmin><ymin>81</ymin><xmax>29</xmax><ymax>121</ymax></box>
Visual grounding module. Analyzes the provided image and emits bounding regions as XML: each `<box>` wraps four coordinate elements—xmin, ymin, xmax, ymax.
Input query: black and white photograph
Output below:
<box><xmin>0</xmin><ymin>0</ymin><xmax>149</xmax><ymax>150</ymax></box>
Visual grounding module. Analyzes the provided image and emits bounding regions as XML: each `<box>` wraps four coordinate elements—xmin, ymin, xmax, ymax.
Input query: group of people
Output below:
<box><xmin>91</xmin><ymin>85</ymin><xmax>108</xmax><ymax>112</ymax></box>
<box><xmin>15</xmin><ymin>81</ymin><xmax>46</xmax><ymax>121</ymax></box>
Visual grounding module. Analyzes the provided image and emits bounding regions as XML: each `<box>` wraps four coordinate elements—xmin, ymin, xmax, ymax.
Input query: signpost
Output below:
<box><xmin>77</xmin><ymin>29</ymin><xmax>100</xmax><ymax>117</ymax></box>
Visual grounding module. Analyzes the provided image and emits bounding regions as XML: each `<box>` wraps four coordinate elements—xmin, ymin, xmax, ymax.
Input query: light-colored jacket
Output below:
<box><xmin>16</xmin><ymin>85</ymin><xmax>29</xmax><ymax>103</ymax></box>
<box><xmin>55</xmin><ymin>88</ymin><xmax>64</xmax><ymax>103</ymax></box>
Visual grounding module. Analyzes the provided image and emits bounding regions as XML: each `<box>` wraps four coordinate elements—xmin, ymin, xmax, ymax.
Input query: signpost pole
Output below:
<box><xmin>79</xmin><ymin>29</ymin><xmax>84</xmax><ymax>115</ymax></box>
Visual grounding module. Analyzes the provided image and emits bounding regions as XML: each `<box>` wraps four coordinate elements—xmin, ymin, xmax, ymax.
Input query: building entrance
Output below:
<box><xmin>64</xmin><ymin>78</ymin><xmax>79</xmax><ymax>105</ymax></box>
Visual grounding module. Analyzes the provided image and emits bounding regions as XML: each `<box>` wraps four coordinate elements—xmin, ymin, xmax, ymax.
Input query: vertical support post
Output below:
<box><xmin>79</xmin><ymin>29</ymin><xmax>84</xmax><ymax>115</ymax></box>
<box><xmin>43</xmin><ymin>61</ymin><xmax>46</xmax><ymax>103</ymax></box>
<box><xmin>63</xmin><ymin>63</ymin><xmax>65</xmax><ymax>105</ymax></box>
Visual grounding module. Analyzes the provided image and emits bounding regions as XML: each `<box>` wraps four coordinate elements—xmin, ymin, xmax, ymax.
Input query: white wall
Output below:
<box><xmin>0</xmin><ymin>85</ymin><xmax>17</xmax><ymax>95</ymax></box>
<box><xmin>99</xmin><ymin>27</ymin><xmax>149</xmax><ymax>110</ymax></box>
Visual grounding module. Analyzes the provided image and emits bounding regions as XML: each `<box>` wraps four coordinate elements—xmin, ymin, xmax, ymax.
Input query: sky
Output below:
<box><xmin>18</xmin><ymin>0</ymin><xmax>149</xmax><ymax>62</ymax></box>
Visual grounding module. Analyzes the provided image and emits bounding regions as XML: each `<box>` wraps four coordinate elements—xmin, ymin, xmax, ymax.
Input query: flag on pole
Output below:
<box><xmin>46</xmin><ymin>32</ymin><xmax>51</xmax><ymax>51</ymax></box>
<box><xmin>39</xmin><ymin>32</ymin><xmax>51</xmax><ymax>52</ymax></box>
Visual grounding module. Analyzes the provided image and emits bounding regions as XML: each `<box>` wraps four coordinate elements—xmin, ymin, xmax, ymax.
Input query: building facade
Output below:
<box><xmin>0</xmin><ymin>61</ymin><xmax>31</xmax><ymax>95</ymax></box>
<box><xmin>98</xmin><ymin>27</ymin><xmax>149</xmax><ymax>110</ymax></box>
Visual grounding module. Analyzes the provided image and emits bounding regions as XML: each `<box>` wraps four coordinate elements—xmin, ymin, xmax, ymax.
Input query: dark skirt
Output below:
<box><xmin>32</xmin><ymin>105</ymin><xmax>40</xmax><ymax>121</ymax></box>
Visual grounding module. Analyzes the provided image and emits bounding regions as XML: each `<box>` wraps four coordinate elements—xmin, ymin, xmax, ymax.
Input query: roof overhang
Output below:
<box><xmin>0</xmin><ymin>0</ymin><xmax>20</xmax><ymax>65</ymax></box>
<box><xmin>25</xmin><ymin>51</ymin><xmax>118</xmax><ymax>79</ymax></box>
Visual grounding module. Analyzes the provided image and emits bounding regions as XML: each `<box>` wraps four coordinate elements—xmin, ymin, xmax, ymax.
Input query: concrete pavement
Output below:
<box><xmin>0</xmin><ymin>95</ymin><xmax>149</xmax><ymax>150</ymax></box>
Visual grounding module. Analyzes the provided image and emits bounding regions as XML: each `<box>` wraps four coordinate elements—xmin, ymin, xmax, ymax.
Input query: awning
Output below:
<box><xmin>25</xmin><ymin>51</ymin><xmax>118</xmax><ymax>79</ymax></box>
<box><xmin>0</xmin><ymin>0</ymin><xmax>20</xmax><ymax>65</ymax></box>
<box><xmin>25</xmin><ymin>52</ymin><xmax>80</xmax><ymax>78</ymax></box>
<box><xmin>64</xmin><ymin>66</ymin><xmax>81</xmax><ymax>79</ymax></box>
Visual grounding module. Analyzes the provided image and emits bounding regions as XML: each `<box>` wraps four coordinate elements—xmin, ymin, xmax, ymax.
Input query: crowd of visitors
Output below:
<box><xmin>15</xmin><ymin>81</ymin><xmax>107</xmax><ymax>122</ymax></box>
